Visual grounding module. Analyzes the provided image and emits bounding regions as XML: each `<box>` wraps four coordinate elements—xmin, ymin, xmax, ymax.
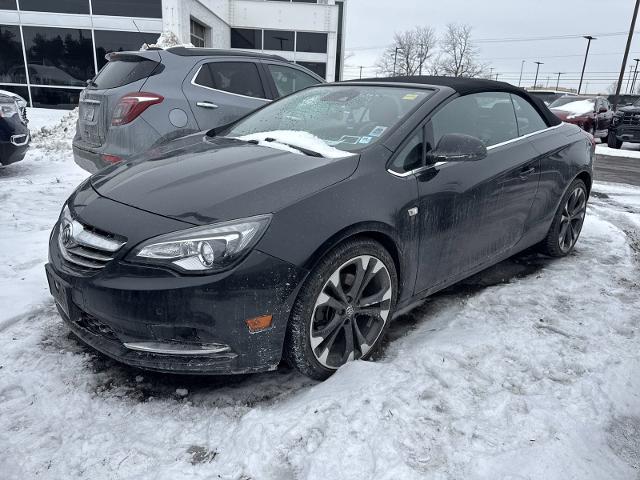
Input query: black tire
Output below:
<box><xmin>607</xmin><ymin>132</ymin><xmax>622</xmax><ymax>149</ymax></box>
<box><xmin>539</xmin><ymin>179</ymin><xmax>588</xmax><ymax>257</ymax></box>
<box><xmin>284</xmin><ymin>238</ymin><xmax>398</xmax><ymax>380</ymax></box>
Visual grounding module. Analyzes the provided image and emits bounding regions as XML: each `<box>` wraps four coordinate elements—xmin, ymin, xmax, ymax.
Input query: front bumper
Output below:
<box><xmin>611</xmin><ymin>126</ymin><xmax>640</xmax><ymax>142</ymax></box>
<box><xmin>46</xmin><ymin>206</ymin><xmax>307</xmax><ymax>374</ymax></box>
<box><xmin>0</xmin><ymin>137</ymin><xmax>29</xmax><ymax>165</ymax></box>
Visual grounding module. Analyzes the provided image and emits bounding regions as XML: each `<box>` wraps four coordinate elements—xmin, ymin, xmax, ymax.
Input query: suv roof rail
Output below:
<box><xmin>165</xmin><ymin>46</ymin><xmax>288</xmax><ymax>61</ymax></box>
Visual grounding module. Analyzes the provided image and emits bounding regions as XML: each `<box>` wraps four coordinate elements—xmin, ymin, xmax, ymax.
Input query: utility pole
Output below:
<box><xmin>495</xmin><ymin>73</ymin><xmax>500</xmax><ymax>81</ymax></box>
<box><xmin>393</xmin><ymin>47</ymin><xmax>399</xmax><ymax>76</ymax></box>
<box><xmin>631</xmin><ymin>58</ymin><xmax>640</xmax><ymax>93</ymax></box>
<box><xmin>626</xmin><ymin>65</ymin><xmax>634</xmax><ymax>93</ymax></box>
<box><xmin>359</xmin><ymin>66</ymin><xmax>363</xmax><ymax>79</ymax></box>
<box><xmin>489</xmin><ymin>67</ymin><xmax>494</xmax><ymax>80</ymax></box>
<box><xmin>555</xmin><ymin>72</ymin><xmax>564</xmax><ymax>90</ymax></box>
<box><xmin>546</xmin><ymin>76</ymin><xmax>550</xmax><ymax>88</ymax></box>
<box><xmin>533</xmin><ymin>61</ymin><xmax>543</xmax><ymax>88</ymax></box>
<box><xmin>578</xmin><ymin>35</ymin><xmax>597</xmax><ymax>94</ymax></box>
<box><xmin>518</xmin><ymin>60</ymin><xmax>525</xmax><ymax>87</ymax></box>
<box><xmin>613</xmin><ymin>0</ymin><xmax>640</xmax><ymax>110</ymax></box>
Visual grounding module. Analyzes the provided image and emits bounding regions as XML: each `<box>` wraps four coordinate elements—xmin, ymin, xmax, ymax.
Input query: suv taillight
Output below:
<box><xmin>111</xmin><ymin>92</ymin><xmax>163</xmax><ymax>126</ymax></box>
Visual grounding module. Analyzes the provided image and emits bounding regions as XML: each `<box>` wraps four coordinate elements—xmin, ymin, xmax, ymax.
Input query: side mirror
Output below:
<box><xmin>426</xmin><ymin>133</ymin><xmax>487</xmax><ymax>164</ymax></box>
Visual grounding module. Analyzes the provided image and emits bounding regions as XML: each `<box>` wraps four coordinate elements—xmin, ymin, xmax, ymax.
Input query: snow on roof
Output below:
<box><xmin>551</xmin><ymin>99</ymin><xmax>595</xmax><ymax>116</ymax></box>
<box><xmin>236</xmin><ymin>130</ymin><xmax>353</xmax><ymax>159</ymax></box>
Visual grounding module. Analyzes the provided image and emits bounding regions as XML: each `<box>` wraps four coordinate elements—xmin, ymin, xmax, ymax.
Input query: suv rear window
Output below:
<box><xmin>91</xmin><ymin>56</ymin><xmax>161</xmax><ymax>89</ymax></box>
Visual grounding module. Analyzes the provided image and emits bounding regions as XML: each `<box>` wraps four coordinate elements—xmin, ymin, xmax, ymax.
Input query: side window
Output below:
<box><xmin>510</xmin><ymin>94</ymin><xmax>549</xmax><ymax>136</ymax></box>
<box><xmin>197</xmin><ymin>62</ymin><xmax>266</xmax><ymax>99</ymax></box>
<box><xmin>267</xmin><ymin>64</ymin><xmax>319</xmax><ymax>97</ymax></box>
<box><xmin>431</xmin><ymin>92</ymin><xmax>518</xmax><ymax>148</ymax></box>
<box><xmin>389</xmin><ymin>128</ymin><xmax>423</xmax><ymax>175</ymax></box>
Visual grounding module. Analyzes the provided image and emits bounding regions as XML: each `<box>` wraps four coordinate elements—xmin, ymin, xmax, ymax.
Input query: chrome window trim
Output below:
<box><xmin>386</xmin><ymin>123</ymin><xmax>565</xmax><ymax>178</ymax></box>
<box><xmin>190</xmin><ymin>64</ymin><xmax>270</xmax><ymax>102</ymax></box>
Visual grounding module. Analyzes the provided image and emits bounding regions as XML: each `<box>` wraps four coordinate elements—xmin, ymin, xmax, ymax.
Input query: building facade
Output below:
<box><xmin>0</xmin><ymin>0</ymin><xmax>346</xmax><ymax>108</ymax></box>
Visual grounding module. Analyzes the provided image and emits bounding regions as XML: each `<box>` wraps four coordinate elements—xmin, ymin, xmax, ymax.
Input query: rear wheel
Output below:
<box><xmin>540</xmin><ymin>179</ymin><xmax>588</xmax><ymax>257</ymax></box>
<box><xmin>607</xmin><ymin>132</ymin><xmax>622</xmax><ymax>149</ymax></box>
<box><xmin>284</xmin><ymin>239</ymin><xmax>397</xmax><ymax>380</ymax></box>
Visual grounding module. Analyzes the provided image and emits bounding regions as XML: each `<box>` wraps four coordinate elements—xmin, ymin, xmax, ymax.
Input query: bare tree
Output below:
<box><xmin>437</xmin><ymin>23</ymin><xmax>485</xmax><ymax>78</ymax></box>
<box><xmin>376</xmin><ymin>26</ymin><xmax>436</xmax><ymax>77</ymax></box>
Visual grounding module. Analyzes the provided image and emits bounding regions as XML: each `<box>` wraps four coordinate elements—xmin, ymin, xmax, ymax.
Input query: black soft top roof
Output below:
<box><xmin>352</xmin><ymin>76</ymin><xmax>561</xmax><ymax>127</ymax></box>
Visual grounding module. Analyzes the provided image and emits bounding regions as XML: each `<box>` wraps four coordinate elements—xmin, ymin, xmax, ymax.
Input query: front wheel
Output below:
<box><xmin>284</xmin><ymin>239</ymin><xmax>397</xmax><ymax>380</ymax></box>
<box><xmin>539</xmin><ymin>179</ymin><xmax>588</xmax><ymax>257</ymax></box>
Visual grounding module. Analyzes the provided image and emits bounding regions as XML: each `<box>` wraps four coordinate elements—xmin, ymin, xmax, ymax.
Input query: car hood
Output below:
<box><xmin>617</xmin><ymin>105</ymin><xmax>640</xmax><ymax>114</ymax></box>
<box><xmin>551</xmin><ymin>109</ymin><xmax>592</xmax><ymax>121</ymax></box>
<box><xmin>91</xmin><ymin>133</ymin><xmax>359</xmax><ymax>225</ymax></box>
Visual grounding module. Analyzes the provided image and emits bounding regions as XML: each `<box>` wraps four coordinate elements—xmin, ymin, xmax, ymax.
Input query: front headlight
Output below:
<box><xmin>130</xmin><ymin>214</ymin><xmax>272</xmax><ymax>273</ymax></box>
<box><xmin>0</xmin><ymin>100</ymin><xmax>18</xmax><ymax>118</ymax></box>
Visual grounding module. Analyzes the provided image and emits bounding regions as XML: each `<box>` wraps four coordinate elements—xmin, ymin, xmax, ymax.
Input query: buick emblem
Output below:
<box><xmin>61</xmin><ymin>223</ymin><xmax>73</xmax><ymax>247</ymax></box>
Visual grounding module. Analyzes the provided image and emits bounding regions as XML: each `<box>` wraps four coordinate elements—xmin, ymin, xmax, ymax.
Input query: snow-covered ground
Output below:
<box><xmin>597</xmin><ymin>142</ymin><xmax>640</xmax><ymax>158</ymax></box>
<box><xmin>0</xmin><ymin>110</ymin><xmax>639</xmax><ymax>480</ymax></box>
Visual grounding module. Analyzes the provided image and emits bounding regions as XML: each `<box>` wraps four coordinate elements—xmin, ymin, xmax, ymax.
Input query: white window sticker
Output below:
<box><xmin>369</xmin><ymin>126</ymin><xmax>387</xmax><ymax>137</ymax></box>
<box><xmin>359</xmin><ymin>136</ymin><xmax>372</xmax><ymax>144</ymax></box>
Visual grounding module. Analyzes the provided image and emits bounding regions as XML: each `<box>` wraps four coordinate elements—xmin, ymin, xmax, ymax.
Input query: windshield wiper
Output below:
<box><xmin>246</xmin><ymin>137</ymin><xmax>324</xmax><ymax>158</ymax></box>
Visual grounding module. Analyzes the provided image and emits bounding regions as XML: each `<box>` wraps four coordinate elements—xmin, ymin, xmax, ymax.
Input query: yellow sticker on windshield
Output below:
<box><xmin>403</xmin><ymin>93</ymin><xmax>419</xmax><ymax>100</ymax></box>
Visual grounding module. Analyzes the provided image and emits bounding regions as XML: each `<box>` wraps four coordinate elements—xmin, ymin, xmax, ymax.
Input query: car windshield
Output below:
<box><xmin>549</xmin><ymin>98</ymin><xmax>595</xmax><ymax>115</ymax></box>
<box><xmin>225</xmin><ymin>85</ymin><xmax>433</xmax><ymax>157</ymax></box>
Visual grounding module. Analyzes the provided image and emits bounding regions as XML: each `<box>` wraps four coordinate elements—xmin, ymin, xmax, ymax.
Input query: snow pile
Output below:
<box><xmin>551</xmin><ymin>99</ymin><xmax>595</xmax><ymax>117</ymax></box>
<box><xmin>29</xmin><ymin>108</ymin><xmax>78</xmax><ymax>155</ymax></box>
<box><xmin>141</xmin><ymin>31</ymin><xmax>194</xmax><ymax>50</ymax></box>
<box><xmin>237</xmin><ymin>130</ymin><xmax>353</xmax><ymax>158</ymax></box>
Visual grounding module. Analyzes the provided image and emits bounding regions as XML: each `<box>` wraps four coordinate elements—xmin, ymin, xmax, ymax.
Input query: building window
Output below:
<box><xmin>19</xmin><ymin>0</ymin><xmax>89</xmax><ymax>14</ymax></box>
<box><xmin>264</xmin><ymin>30</ymin><xmax>294</xmax><ymax>51</ymax></box>
<box><xmin>91</xmin><ymin>0</ymin><xmax>162</xmax><ymax>18</ymax></box>
<box><xmin>0</xmin><ymin>0</ymin><xmax>17</xmax><ymax>10</ymax></box>
<box><xmin>190</xmin><ymin>19</ymin><xmax>207</xmax><ymax>48</ymax></box>
<box><xmin>297</xmin><ymin>61</ymin><xmax>326</xmax><ymax>79</ymax></box>
<box><xmin>22</xmin><ymin>26</ymin><xmax>94</xmax><ymax>87</ymax></box>
<box><xmin>230</xmin><ymin>28</ymin><xmax>262</xmax><ymax>50</ymax></box>
<box><xmin>30</xmin><ymin>86</ymin><xmax>81</xmax><ymax>109</ymax></box>
<box><xmin>94</xmin><ymin>30</ymin><xmax>159</xmax><ymax>70</ymax></box>
<box><xmin>0</xmin><ymin>25</ymin><xmax>25</xmax><ymax>83</ymax></box>
<box><xmin>296</xmin><ymin>32</ymin><xmax>327</xmax><ymax>53</ymax></box>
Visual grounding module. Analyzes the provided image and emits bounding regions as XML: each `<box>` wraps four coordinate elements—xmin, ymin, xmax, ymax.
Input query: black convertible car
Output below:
<box><xmin>46</xmin><ymin>77</ymin><xmax>594</xmax><ymax>380</ymax></box>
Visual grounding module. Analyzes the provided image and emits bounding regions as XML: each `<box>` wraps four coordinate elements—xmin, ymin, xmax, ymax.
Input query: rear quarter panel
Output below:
<box><xmin>522</xmin><ymin>123</ymin><xmax>593</xmax><ymax>244</ymax></box>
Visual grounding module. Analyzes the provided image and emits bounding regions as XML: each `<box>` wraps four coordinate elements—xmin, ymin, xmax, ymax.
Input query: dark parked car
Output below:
<box><xmin>47</xmin><ymin>77</ymin><xmax>593</xmax><ymax>380</ymax></box>
<box><xmin>607</xmin><ymin>97</ymin><xmax>640</xmax><ymax>149</ymax></box>
<box><xmin>0</xmin><ymin>94</ymin><xmax>30</xmax><ymax>166</ymax></box>
<box><xmin>74</xmin><ymin>47</ymin><xmax>324</xmax><ymax>173</ymax></box>
<box><xmin>549</xmin><ymin>95</ymin><xmax>613</xmax><ymax>139</ymax></box>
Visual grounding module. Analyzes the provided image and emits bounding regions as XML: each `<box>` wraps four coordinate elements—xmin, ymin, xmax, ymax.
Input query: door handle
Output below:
<box><xmin>197</xmin><ymin>101</ymin><xmax>219</xmax><ymax>109</ymax></box>
<box><xmin>519</xmin><ymin>167</ymin><xmax>536</xmax><ymax>179</ymax></box>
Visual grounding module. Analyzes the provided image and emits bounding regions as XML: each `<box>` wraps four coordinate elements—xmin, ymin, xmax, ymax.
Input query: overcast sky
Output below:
<box><xmin>343</xmin><ymin>0</ymin><xmax>640</xmax><ymax>93</ymax></box>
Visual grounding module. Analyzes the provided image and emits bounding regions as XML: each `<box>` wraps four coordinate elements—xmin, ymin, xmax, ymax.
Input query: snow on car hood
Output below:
<box><xmin>551</xmin><ymin>100</ymin><xmax>594</xmax><ymax>118</ymax></box>
<box><xmin>236</xmin><ymin>131</ymin><xmax>353</xmax><ymax>159</ymax></box>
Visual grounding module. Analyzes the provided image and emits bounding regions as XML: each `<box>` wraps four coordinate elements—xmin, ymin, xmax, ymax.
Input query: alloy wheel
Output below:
<box><xmin>558</xmin><ymin>186</ymin><xmax>587</xmax><ymax>253</ymax></box>
<box><xmin>309</xmin><ymin>255</ymin><xmax>392</xmax><ymax>369</ymax></box>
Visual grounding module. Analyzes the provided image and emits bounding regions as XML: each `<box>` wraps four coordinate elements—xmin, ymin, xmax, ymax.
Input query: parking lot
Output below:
<box><xmin>0</xmin><ymin>109</ymin><xmax>639</xmax><ymax>480</ymax></box>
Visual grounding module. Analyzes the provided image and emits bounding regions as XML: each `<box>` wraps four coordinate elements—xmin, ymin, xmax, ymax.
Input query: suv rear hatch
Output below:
<box><xmin>77</xmin><ymin>50</ymin><xmax>163</xmax><ymax>148</ymax></box>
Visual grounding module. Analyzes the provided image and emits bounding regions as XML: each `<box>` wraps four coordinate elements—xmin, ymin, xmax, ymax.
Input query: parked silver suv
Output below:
<box><xmin>73</xmin><ymin>47</ymin><xmax>324</xmax><ymax>172</ymax></box>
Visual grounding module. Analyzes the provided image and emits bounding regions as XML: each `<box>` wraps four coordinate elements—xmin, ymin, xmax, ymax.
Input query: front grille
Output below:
<box><xmin>621</xmin><ymin>112</ymin><xmax>640</xmax><ymax>126</ymax></box>
<box><xmin>58</xmin><ymin>216</ymin><xmax>126</xmax><ymax>271</ymax></box>
<box><xmin>77</xmin><ymin>311</ymin><xmax>120</xmax><ymax>342</ymax></box>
